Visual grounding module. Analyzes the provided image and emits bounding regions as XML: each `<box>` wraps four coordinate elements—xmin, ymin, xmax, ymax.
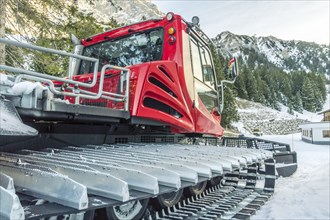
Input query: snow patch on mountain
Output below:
<box><xmin>215</xmin><ymin>31</ymin><xmax>330</xmax><ymax>74</ymax></box>
<box><xmin>74</xmin><ymin>0</ymin><xmax>163</xmax><ymax>25</ymax></box>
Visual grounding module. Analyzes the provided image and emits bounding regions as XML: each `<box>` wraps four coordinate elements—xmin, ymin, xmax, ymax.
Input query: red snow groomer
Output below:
<box><xmin>0</xmin><ymin>12</ymin><xmax>296</xmax><ymax>220</ymax></box>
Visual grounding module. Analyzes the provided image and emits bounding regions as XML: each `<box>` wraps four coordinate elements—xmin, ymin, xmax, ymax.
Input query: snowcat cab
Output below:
<box><xmin>64</xmin><ymin>12</ymin><xmax>226</xmax><ymax>137</ymax></box>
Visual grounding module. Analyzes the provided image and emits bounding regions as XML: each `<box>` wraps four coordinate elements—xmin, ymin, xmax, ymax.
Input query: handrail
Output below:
<box><xmin>0</xmin><ymin>38</ymin><xmax>99</xmax><ymax>88</ymax></box>
<box><xmin>0</xmin><ymin>38</ymin><xmax>130</xmax><ymax>111</ymax></box>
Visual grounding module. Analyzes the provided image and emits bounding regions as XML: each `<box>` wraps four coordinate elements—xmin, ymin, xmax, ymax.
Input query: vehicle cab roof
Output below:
<box><xmin>81</xmin><ymin>13</ymin><xmax>185</xmax><ymax>47</ymax></box>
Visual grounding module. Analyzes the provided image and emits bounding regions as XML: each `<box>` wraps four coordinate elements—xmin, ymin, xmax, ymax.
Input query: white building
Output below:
<box><xmin>299</xmin><ymin>109</ymin><xmax>330</xmax><ymax>145</ymax></box>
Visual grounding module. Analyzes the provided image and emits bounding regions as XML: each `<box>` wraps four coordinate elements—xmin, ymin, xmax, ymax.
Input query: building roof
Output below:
<box><xmin>318</xmin><ymin>109</ymin><xmax>330</xmax><ymax>115</ymax></box>
<box><xmin>299</xmin><ymin>121</ymin><xmax>330</xmax><ymax>129</ymax></box>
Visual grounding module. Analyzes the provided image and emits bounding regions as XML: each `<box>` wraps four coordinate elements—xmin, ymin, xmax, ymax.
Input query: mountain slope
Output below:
<box><xmin>74</xmin><ymin>0</ymin><xmax>163</xmax><ymax>25</ymax></box>
<box><xmin>5</xmin><ymin>0</ymin><xmax>162</xmax><ymax>38</ymax></box>
<box><xmin>233</xmin><ymin>92</ymin><xmax>329</xmax><ymax>135</ymax></box>
<box><xmin>215</xmin><ymin>31</ymin><xmax>330</xmax><ymax>75</ymax></box>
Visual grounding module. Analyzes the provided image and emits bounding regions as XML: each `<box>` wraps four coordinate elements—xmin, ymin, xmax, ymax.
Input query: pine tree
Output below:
<box><xmin>253</xmin><ymin>70</ymin><xmax>266</xmax><ymax>103</ymax></box>
<box><xmin>268</xmin><ymin>87</ymin><xmax>280</xmax><ymax>110</ymax></box>
<box><xmin>314</xmin><ymin>74</ymin><xmax>327</xmax><ymax>103</ymax></box>
<box><xmin>291</xmin><ymin>71</ymin><xmax>304</xmax><ymax>95</ymax></box>
<box><xmin>5</xmin><ymin>0</ymin><xmax>118</xmax><ymax>76</ymax></box>
<box><xmin>281</xmin><ymin>75</ymin><xmax>292</xmax><ymax>105</ymax></box>
<box><xmin>313</xmin><ymin>89</ymin><xmax>324</xmax><ymax>112</ymax></box>
<box><xmin>220</xmin><ymin>87</ymin><xmax>239</xmax><ymax>126</ymax></box>
<box><xmin>234</xmin><ymin>66</ymin><xmax>249</xmax><ymax>99</ymax></box>
<box><xmin>244</xmin><ymin>69</ymin><xmax>259</xmax><ymax>101</ymax></box>
<box><xmin>287</xmin><ymin>101</ymin><xmax>294</xmax><ymax>115</ymax></box>
<box><xmin>302</xmin><ymin>78</ymin><xmax>316</xmax><ymax>112</ymax></box>
<box><xmin>293</xmin><ymin>92</ymin><xmax>303</xmax><ymax>113</ymax></box>
<box><xmin>234</xmin><ymin>71</ymin><xmax>248</xmax><ymax>99</ymax></box>
<box><xmin>259</xmin><ymin>69</ymin><xmax>278</xmax><ymax>108</ymax></box>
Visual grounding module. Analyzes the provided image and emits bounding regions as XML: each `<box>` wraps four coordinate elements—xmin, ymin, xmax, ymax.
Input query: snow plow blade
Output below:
<box><xmin>222</xmin><ymin>137</ymin><xmax>297</xmax><ymax>177</ymax></box>
<box><xmin>0</xmin><ymin>98</ymin><xmax>38</xmax><ymax>136</ymax></box>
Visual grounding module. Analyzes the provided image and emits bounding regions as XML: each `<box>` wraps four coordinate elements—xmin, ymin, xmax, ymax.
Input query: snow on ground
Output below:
<box><xmin>278</xmin><ymin>103</ymin><xmax>323</xmax><ymax>122</ymax></box>
<box><xmin>235</xmin><ymin>95</ymin><xmax>330</xmax><ymax>219</ymax></box>
<box><xmin>252</xmin><ymin>133</ymin><xmax>330</xmax><ymax>220</ymax></box>
<box><xmin>0</xmin><ymin>100</ymin><xmax>38</xmax><ymax>136</ymax></box>
<box><xmin>0</xmin><ymin>74</ymin><xmax>40</xmax><ymax>136</ymax></box>
<box><xmin>0</xmin><ymin>74</ymin><xmax>14</xmax><ymax>86</ymax></box>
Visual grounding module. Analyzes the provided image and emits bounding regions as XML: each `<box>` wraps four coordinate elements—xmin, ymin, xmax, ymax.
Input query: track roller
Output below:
<box><xmin>152</xmin><ymin>189</ymin><xmax>184</xmax><ymax>210</ymax></box>
<box><xmin>106</xmin><ymin>199</ymin><xmax>149</xmax><ymax>220</ymax></box>
<box><xmin>208</xmin><ymin>176</ymin><xmax>223</xmax><ymax>187</ymax></box>
<box><xmin>184</xmin><ymin>180</ymin><xmax>208</xmax><ymax>197</ymax></box>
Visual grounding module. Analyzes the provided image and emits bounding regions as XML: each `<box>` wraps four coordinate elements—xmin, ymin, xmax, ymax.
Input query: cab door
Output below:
<box><xmin>189</xmin><ymin>37</ymin><xmax>224</xmax><ymax>136</ymax></box>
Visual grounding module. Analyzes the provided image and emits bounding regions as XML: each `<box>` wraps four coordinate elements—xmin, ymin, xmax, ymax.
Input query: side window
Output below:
<box><xmin>323</xmin><ymin>130</ymin><xmax>330</xmax><ymax>138</ymax></box>
<box><xmin>190</xmin><ymin>38</ymin><xmax>216</xmax><ymax>88</ymax></box>
<box><xmin>190</xmin><ymin>39</ymin><xmax>203</xmax><ymax>81</ymax></box>
<box><xmin>189</xmin><ymin>37</ymin><xmax>218</xmax><ymax>113</ymax></box>
<box><xmin>195</xmin><ymin>80</ymin><xmax>218</xmax><ymax>112</ymax></box>
<box><xmin>200</xmin><ymin>46</ymin><xmax>215</xmax><ymax>88</ymax></box>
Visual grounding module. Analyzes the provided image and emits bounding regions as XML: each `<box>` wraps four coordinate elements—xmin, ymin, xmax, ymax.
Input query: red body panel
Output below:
<box><xmin>69</xmin><ymin>14</ymin><xmax>224</xmax><ymax>137</ymax></box>
<box><xmin>136</xmin><ymin>61</ymin><xmax>194</xmax><ymax>132</ymax></box>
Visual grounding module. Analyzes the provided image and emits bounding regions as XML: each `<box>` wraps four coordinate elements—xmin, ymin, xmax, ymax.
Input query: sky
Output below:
<box><xmin>152</xmin><ymin>0</ymin><xmax>330</xmax><ymax>45</ymax></box>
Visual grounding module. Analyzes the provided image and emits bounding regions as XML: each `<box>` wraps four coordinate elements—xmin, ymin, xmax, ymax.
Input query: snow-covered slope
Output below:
<box><xmin>5</xmin><ymin>0</ymin><xmax>163</xmax><ymax>39</ymax></box>
<box><xmin>233</xmin><ymin>95</ymin><xmax>328</xmax><ymax>135</ymax></box>
<box><xmin>215</xmin><ymin>31</ymin><xmax>330</xmax><ymax>74</ymax></box>
<box><xmin>74</xmin><ymin>0</ymin><xmax>163</xmax><ymax>25</ymax></box>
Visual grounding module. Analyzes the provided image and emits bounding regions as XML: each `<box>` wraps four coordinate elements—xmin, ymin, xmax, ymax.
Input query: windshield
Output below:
<box><xmin>78</xmin><ymin>28</ymin><xmax>164</xmax><ymax>74</ymax></box>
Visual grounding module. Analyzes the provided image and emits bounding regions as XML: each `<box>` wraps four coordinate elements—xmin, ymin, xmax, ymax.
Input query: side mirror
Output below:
<box><xmin>218</xmin><ymin>57</ymin><xmax>239</xmax><ymax>113</ymax></box>
<box><xmin>227</xmin><ymin>57</ymin><xmax>239</xmax><ymax>79</ymax></box>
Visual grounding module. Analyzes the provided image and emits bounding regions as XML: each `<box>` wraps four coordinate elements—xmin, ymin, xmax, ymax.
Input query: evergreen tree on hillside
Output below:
<box><xmin>302</xmin><ymin>78</ymin><xmax>316</xmax><ymax>112</ymax></box>
<box><xmin>234</xmin><ymin>67</ymin><xmax>248</xmax><ymax>99</ymax></box>
<box><xmin>232</xmin><ymin>55</ymin><xmax>327</xmax><ymax>113</ymax></box>
<box><xmin>272</xmin><ymin>70</ymin><xmax>283</xmax><ymax>103</ymax></box>
<box><xmin>241</xmin><ymin>47</ymin><xmax>275</xmax><ymax>69</ymax></box>
<box><xmin>221</xmin><ymin>87</ymin><xmax>239</xmax><ymax>126</ymax></box>
<box><xmin>270</xmin><ymin>88</ymin><xmax>281</xmax><ymax>111</ymax></box>
<box><xmin>292</xmin><ymin>92</ymin><xmax>303</xmax><ymax>113</ymax></box>
<box><xmin>5</xmin><ymin>0</ymin><xmax>118</xmax><ymax>76</ymax></box>
<box><xmin>259</xmin><ymin>69</ymin><xmax>277</xmax><ymax>108</ymax></box>
<box><xmin>244</xmin><ymin>68</ymin><xmax>259</xmax><ymax>101</ymax></box>
<box><xmin>278</xmin><ymin>74</ymin><xmax>292</xmax><ymax>105</ymax></box>
<box><xmin>254</xmin><ymin>71</ymin><xmax>266</xmax><ymax>104</ymax></box>
<box><xmin>315</xmin><ymin>74</ymin><xmax>327</xmax><ymax>102</ymax></box>
<box><xmin>291</xmin><ymin>71</ymin><xmax>304</xmax><ymax>95</ymax></box>
<box><xmin>310</xmin><ymin>74</ymin><xmax>326</xmax><ymax>112</ymax></box>
<box><xmin>220</xmin><ymin>35</ymin><xmax>328</xmax><ymax>113</ymax></box>
<box><xmin>287</xmin><ymin>101</ymin><xmax>294</xmax><ymax>115</ymax></box>
<box><xmin>313</xmin><ymin>89</ymin><xmax>324</xmax><ymax>112</ymax></box>
<box><xmin>30</xmin><ymin>5</ymin><xmax>107</xmax><ymax>76</ymax></box>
